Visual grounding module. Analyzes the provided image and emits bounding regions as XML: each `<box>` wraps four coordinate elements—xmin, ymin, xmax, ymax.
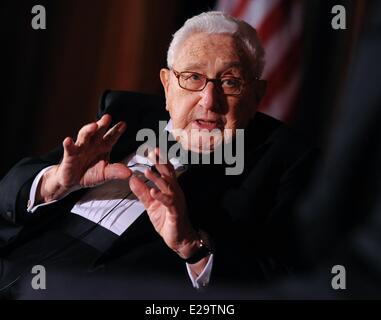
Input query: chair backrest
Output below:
<box><xmin>98</xmin><ymin>90</ymin><xmax>165</xmax><ymax>115</ymax></box>
<box><xmin>98</xmin><ymin>89</ymin><xmax>169</xmax><ymax>132</ymax></box>
<box><xmin>98</xmin><ymin>90</ymin><xmax>170</xmax><ymax>161</ymax></box>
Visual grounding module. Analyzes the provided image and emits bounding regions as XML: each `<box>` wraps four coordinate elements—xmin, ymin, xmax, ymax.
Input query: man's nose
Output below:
<box><xmin>199</xmin><ymin>81</ymin><xmax>220</xmax><ymax>111</ymax></box>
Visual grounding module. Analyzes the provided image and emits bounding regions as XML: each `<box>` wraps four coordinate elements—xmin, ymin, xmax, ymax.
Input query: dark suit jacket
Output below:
<box><xmin>0</xmin><ymin>91</ymin><xmax>317</xmax><ymax>295</ymax></box>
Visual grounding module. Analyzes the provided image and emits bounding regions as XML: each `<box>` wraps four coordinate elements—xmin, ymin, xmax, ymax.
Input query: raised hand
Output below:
<box><xmin>129</xmin><ymin>148</ymin><xmax>199</xmax><ymax>259</ymax></box>
<box><xmin>37</xmin><ymin>114</ymin><xmax>132</xmax><ymax>203</ymax></box>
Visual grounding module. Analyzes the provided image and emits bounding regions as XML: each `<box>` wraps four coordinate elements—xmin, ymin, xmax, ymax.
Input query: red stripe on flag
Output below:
<box><xmin>231</xmin><ymin>0</ymin><xmax>250</xmax><ymax>18</ymax></box>
<box><xmin>257</xmin><ymin>2</ymin><xmax>288</xmax><ymax>45</ymax></box>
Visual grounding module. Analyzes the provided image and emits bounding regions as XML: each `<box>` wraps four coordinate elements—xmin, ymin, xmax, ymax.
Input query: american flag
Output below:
<box><xmin>216</xmin><ymin>0</ymin><xmax>303</xmax><ymax>122</ymax></box>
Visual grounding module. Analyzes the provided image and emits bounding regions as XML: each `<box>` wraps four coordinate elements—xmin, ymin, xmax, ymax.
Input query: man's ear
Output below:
<box><xmin>160</xmin><ymin>68</ymin><xmax>170</xmax><ymax>100</ymax></box>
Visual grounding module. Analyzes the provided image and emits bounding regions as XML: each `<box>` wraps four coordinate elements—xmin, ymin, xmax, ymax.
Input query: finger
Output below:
<box><xmin>150</xmin><ymin>188</ymin><xmax>174</xmax><ymax>207</ymax></box>
<box><xmin>103</xmin><ymin>121</ymin><xmax>126</xmax><ymax>146</ymax></box>
<box><xmin>63</xmin><ymin>137</ymin><xmax>78</xmax><ymax>158</ymax></box>
<box><xmin>148</xmin><ymin>148</ymin><xmax>175</xmax><ymax>179</ymax></box>
<box><xmin>97</xmin><ymin>114</ymin><xmax>112</xmax><ymax>129</ymax></box>
<box><xmin>144</xmin><ymin>168</ymin><xmax>171</xmax><ymax>194</ymax></box>
<box><xmin>76</xmin><ymin>122</ymin><xmax>98</xmax><ymax>146</ymax></box>
<box><xmin>104</xmin><ymin>163</ymin><xmax>132</xmax><ymax>181</ymax></box>
<box><xmin>129</xmin><ymin>175</ymin><xmax>154</xmax><ymax>208</ymax></box>
<box><xmin>94</xmin><ymin>114</ymin><xmax>113</xmax><ymax>138</ymax></box>
<box><xmin>75</xmin><ymin>114</ymin><xmax>111</xmax><ymax>147</ymax></box>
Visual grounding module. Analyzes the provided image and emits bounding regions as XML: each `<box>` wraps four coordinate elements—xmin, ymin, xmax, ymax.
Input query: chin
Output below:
<box><xmin>181</xmin><ymin>134</ymin><xmax>224</xmax><ymax>154</ymax></box>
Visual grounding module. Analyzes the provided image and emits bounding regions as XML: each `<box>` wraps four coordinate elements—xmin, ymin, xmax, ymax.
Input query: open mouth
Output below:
<box><xmin>194</xmin><ymin>119</ymin><xmax>221</xmax><ymax>131</ymax></box>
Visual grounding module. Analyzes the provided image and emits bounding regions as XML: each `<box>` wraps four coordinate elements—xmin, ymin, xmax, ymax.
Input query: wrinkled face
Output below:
<box><xmin>160</xmin><ymin>33</ymin><xmax>264</xmax><ymax>153</ymax></box>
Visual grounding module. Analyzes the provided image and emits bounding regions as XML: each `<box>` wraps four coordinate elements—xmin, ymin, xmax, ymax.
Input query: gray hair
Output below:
<box><xmin>167</xmin><ymin>11</ymin><xmax>265</xmax><ymax>78</ymax></box>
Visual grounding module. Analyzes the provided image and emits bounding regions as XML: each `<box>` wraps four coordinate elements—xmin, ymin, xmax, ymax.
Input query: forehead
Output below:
<box><xmin>173</xmin><ymin>33</ymin><xmax>250</xmax><ymax>72</ymax></box>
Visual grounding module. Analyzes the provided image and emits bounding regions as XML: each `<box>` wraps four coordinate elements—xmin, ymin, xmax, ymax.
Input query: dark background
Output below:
<box><xmin>0</xmin><ymin>0</ymin><xmax>367</xmax><ymax>177</ymax></box>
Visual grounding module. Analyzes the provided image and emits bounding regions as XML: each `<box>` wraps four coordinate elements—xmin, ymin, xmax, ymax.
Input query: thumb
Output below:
<box><xmin>104</xmin><ymin>163</ymin><xmax>132</xmax><ymax>181</ymax></box>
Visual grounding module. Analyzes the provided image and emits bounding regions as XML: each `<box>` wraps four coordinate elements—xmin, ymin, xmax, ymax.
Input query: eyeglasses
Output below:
<box><xmin>172</xmin><ymin>69</ymin><xmax>257</xmax><ymax>96</ymax></box>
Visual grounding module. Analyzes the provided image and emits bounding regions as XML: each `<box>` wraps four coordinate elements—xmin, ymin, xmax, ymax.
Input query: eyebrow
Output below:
<box><xmin>181</xmin><ymin>61</ymin><xmax>243</xmax><ymax>72</ymax></box>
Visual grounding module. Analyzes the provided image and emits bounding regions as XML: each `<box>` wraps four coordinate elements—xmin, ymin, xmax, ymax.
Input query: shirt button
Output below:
<box><xmin>6</xmin><ymin>211</ymin><xmax>13</xmax><ymax>218</ymax></box>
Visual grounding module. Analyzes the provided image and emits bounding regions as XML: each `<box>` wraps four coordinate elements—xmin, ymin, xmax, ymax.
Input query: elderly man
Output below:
<box><xmin>0</xmin><ymin>12</ymin><xmax>315</xmax><ymax>298</ymax></box>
